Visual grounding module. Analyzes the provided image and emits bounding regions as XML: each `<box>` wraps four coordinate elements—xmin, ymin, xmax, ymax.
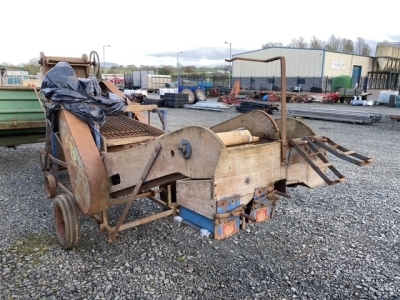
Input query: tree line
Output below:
<box><xmin>0</xmin><ymin>59</ymin><xmax>228</xmax><ymax>76</ymax></box>
<box><xmin>262</xmin><ymin>35</ymin><xmax>383</xmax><ymax>56</ymax></box>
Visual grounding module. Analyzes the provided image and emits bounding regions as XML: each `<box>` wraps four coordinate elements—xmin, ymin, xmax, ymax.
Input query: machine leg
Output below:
<box><xmin>108</xmin><ymin>144</ymin><xmax>161</xmax><ymax>242</ymax></box>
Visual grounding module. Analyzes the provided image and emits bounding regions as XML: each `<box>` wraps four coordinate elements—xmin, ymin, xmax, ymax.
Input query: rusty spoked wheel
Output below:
<box><xmin>44</xmin><ymin>174</ymin><xmax>57</xmax><ymax>198</ymax></box>
<box><xmin>89</xmin><ymin>51</ymin><xmax>100</xmax><ymax>78</ymax></box>
<box><xmin>53</xmin><ymin>194</ymin><xmax>80</xmax><ymax>250</ymax></box>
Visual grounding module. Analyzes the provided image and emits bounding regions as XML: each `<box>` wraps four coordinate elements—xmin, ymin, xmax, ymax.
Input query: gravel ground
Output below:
<box><xmin>1</xmin><ymin>100</ymin><xmax>400</xmax><ymax>300</ymax></box>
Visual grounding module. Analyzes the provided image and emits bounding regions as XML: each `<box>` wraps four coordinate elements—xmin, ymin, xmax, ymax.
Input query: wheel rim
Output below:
<box><xmin>54</xmin><ymin>204</ymin><xmax>66</xmax><ymax>241</ymax></box>
<box><xmin>53</xmin><ymin>194</ymin><xmax>80</xmax><ymax>249</ymax></box>
<box><xmin>195</xmin><ymin>90</ymin><xmax>206</xmax><ymax>101</ymax></box>
<box><xmin>89</xmin><ymin>51</ymin><xmax>100</xmax><ymax>78</ymax></box>
<box><xmin>45</xmin><ymin>174</ymin><xmax>57</xmax><ymax>198</ymax></box>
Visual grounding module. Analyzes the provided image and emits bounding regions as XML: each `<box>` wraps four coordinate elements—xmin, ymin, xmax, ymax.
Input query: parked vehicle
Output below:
<box><xmin>124</xmin><ymin>70</ymin><xmax>171</xmax><ymax>93</ymax></box>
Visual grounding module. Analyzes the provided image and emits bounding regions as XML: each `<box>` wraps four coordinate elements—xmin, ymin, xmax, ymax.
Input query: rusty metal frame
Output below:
<box><xmin>39</xmin><ymin>113</ymin><xmax>172</xmax><ymax>242</ymax></box>
<box><xmin>108</xmin><ymin>143</ymin><xmax>162</xmax><ymax>241</ymax></box>
<box><xmin>226</xmin><ymin>56</ymin><xmax>287</xmax><ymax>164</ymax></box>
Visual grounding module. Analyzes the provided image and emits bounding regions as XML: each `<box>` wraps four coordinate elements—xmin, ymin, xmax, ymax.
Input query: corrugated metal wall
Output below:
<box><xmin>232</xmin><ymin>48</ymin><xmax>324</xmax><ymax>77</ymax></box>
<box><xmin>323</xmin><ymin>52</ymin><xmax>373</xmax><ymax>77</ymax></box>
<box><xmin>230</xmin><ymin>48</ymin><xmax>374</xmax><ymax>91</ymax></box>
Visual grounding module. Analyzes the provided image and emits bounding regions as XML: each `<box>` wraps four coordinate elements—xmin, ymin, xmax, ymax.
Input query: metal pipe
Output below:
<box><xmin>177</xmin><ymin>51</ymin><xmax>182</xmax><ymax>89</ymax></box>
<box><xmin>226</xmin><ymin>56</ymin><xmax>287</xmax><ymax>164</ymax></box>
<box><xmin>103</xmin><ymin>45</ymin><xmax>111</xmax><ymax>70</ymax></box>
<box><xmin>225</xmin><ymin>42</ymin><xmax>232</xmax><ymax>89</ymax></box>
<box><xmin>240</xmin><ymin>212</ymin><xmax>256</xmax><ymax>222</ymax></box>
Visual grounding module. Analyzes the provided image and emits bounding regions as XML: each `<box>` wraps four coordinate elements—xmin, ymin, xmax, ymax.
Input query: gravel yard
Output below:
<box><xmin>1</xmin><ymin>100</ymin><xmax>400</xmax><ymax>300</ymax></box>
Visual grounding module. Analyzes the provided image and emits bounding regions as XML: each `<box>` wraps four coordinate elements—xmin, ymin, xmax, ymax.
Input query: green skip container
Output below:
<box><xmin>0</xmin><ymin>86</ymin><xmax>46</xmax><ymax>147</ymax></box>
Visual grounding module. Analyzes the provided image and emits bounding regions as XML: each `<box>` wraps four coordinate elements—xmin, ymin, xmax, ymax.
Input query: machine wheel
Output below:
<box><xmin>45</xmin><ymin>174</ymin><xmax>57</xmax><ymax>198</ymax></box>
<box><xmin>53</xmin><ymin>194</ymin><xmax>80</xmax><ymax>250</ymax></box>
<box><xmin>89</xmin><ymin>51</ymin><xmax>100</xmax><ymax>78</ymax></box>
<box><xmin>194</xmin><ymin>89</ymin><xmax>207</xmax><ymax>101</ymax></box>
<box><xmin>181</xmin><ymin>89</ymin><xmax>196</xmax><ymax>104</ymax></box>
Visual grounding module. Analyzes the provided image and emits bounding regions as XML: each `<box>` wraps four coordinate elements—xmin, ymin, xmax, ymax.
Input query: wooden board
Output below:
<box><xmin>211</xmin><ymin>109</ymin><xmax>279</xmax><ymax>140</ymax></box>
<box><xmin>285</xmin><ymin>148</ymin><xmax>327</xmax><ymax>188</ymax></box>
<box><xmin>126</xmin><ymin>104</ymin><xmax>157</xmax><ymax>113</ymax></box>
<box><xmin>106</xmin><ymin>135</ymin><xmax>157</xmax><ymax>147</ymax></box>
<box><xmin>213</xmin><ymin>142</ymin><xmax>284</xmax><ymax>205</ymax></box>
<box><xmin>103</xmin><ymin>126</ymin><xmax>225</xmax><ymax>193</ymax></box>
<box><xmin>176</xmin><ymin>179</ymin><xmax>215</xmax><ymax>219</ymax></box>
<box><xmin>275</xmin><ymin>117</ymin><xmax>316</xmax><ymax>139</ymax></box>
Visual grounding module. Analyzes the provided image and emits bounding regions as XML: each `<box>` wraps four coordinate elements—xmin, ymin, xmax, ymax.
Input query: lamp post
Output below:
<box><xmin>103</xmin><ymin>45</ymin><xmax>111</xmax><ymax>71</ymax></box>
<box><xmin>224</xmin><ymin>41</ymin><xmax>232</xmax><ymax>89</ymax></box>
<box><xmin>177</xmin><ymin>51</ymin><xmax>183</xmax><ymax>88</ymax></box>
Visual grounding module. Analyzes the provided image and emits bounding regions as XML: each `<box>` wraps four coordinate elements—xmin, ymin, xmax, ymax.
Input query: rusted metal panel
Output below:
<box><xmin>216</xmin><ymin>195</ymin><xmax>241</xmax><ymax>214</ymax></box>
<box><xmin>249</xmin><ymin>187</ymin><xmax>277</xmax><ymax>222</ymax></box>
<box><xmin>58</xmin><ymin>110</ymin><xmax>110</xmax><ymax>215</ymax></box>
<box><xmin>214</xmin><ymin>217</ymin><xmax>240</xmax><ymax>240</ymax></box>
<box><xmin>101</xmin><ymin>115</ymin><xmax>162</xmax><ymax>140</ymax></box>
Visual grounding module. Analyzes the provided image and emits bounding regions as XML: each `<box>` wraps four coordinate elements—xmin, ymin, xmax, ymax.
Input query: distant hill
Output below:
<box><xmin>103</xmin><ymin>62</ymin><xmax>118</xmax><ymax>68</ymax></box>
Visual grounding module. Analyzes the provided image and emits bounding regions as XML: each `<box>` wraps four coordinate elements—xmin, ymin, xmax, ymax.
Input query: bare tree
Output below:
<box><xmin>360</xmin><ymin>44</ymin><xmax>372</xmax><ymax>56</ymax></box>
<box><xmin>342</xmin><ymin>39</ymin><xmax>354</xmax><ymax>54</ymax></box>
<box><xmin>325</xmin><ymin>35</ymin><xmax>342</xmax><ymax>51</ymax></box>
<box><xmin>288</xmin><ymin>37</ymin><xmax>308</xmax><ymax>48</ymax></box>
<box><xmin>261</xmin><ymin>35</ymin><xmax>372</xmax><ymax>55</ymax></box>
<box><xmin>262</xmin><ymin>42</ymin><xmax>284</xmax><ymax>49</ymax></box>
<box><xmin>309</xmin><ymin>36</ymin><xmax>325</xmax><ymax>49</ymax></box>
<box><xmin>354</xmin><ymin>37</ymin><xmax>372</xmax><ymax>55</ymax></box>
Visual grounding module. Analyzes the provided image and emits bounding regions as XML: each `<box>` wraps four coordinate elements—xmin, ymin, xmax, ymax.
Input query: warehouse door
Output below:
<box><xmin>352</xmin><ymin>66</ymin><xmax>362</xmax><ymax>88</ymax></box>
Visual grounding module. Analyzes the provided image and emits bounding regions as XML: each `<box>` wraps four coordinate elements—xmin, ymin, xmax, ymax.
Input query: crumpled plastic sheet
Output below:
<box><xmin>41</xmin><ymin>62</ymin><xmax>126</xmax><ymax>126</ymax></box>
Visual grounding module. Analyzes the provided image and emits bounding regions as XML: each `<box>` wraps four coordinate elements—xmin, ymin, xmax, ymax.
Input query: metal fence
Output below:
<box><xmin>170</xmin><ymin>73</ymin><xmax>400</xmax><ymax>92</ymax></box>
<box><xmin>171</xmin><ymin>74</ymin><xmax>229</xmax><ymax>88</ymax></box>
<box><xmin>232</xmin><ymin>76</ymin><xmax>399</xmax><ymax>93</ymax></box>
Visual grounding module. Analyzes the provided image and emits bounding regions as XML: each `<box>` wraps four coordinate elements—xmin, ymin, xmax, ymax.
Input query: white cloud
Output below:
<box><xmin>1</xmin><ymin>0</ymin><xmax>398</xmax><ymax>67</ymax></box>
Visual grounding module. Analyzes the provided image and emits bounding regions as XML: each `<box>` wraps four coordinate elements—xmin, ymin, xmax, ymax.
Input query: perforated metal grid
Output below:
<box><xmin>100</xmin><ymin>116</ymin><xmax>158</xmax><ymax>139</ymax></box>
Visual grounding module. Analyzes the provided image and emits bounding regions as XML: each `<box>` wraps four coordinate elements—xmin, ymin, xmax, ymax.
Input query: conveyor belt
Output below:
<box><xmin>101</xmin><ymin>115</ymin><xmax>159</xmax><ymax>139</ymax></box>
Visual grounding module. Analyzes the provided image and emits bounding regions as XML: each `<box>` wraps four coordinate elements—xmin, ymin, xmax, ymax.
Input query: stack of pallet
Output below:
<box><xmin>164</xmin><ymin>93</ymin><xmax>189</xmax><ymax>108</ymax></box>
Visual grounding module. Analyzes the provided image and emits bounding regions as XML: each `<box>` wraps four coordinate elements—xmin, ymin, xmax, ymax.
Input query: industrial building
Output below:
<box><xmin>231</xmin><ymin>44</ymin><xmax>400</xmax><ymax>91</ymax></box>
<box><xmin>369</xmin><ymin>42</ymin><xmax>400</xmax><ymax>90</ymax></box>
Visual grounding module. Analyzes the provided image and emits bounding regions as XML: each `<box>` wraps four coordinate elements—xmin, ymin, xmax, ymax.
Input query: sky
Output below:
<box><xmin>2</xmin><ymin>0</ymin><xmax>399</xmax><ymax>68</ymax></box>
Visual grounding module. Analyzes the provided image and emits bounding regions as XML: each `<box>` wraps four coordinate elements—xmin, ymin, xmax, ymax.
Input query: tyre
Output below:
<box><xmin>181</xmin><ymin>89</ymin><xmax>196</xmax><ymax>104</ymax></box>
<box><xmin>194</xmin><ymin>89</ymin><xmax>207</xmax><ymax>101</ymax></box>
<box><xmin>53</xmin><ymin>194</ymin><xmax>80</xmax><ymax>249</ymax></box>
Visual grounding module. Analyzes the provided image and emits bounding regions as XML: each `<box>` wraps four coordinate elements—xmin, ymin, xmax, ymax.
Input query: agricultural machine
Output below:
<box><xmin>38</xmin><ymin>52</ymin><xmax>373</xmax><ymax>249</ymax></box>
<box><xmin>165</xmin><ymin>80</ymin><xmax>207</xmax><ymax>103</ymax></box>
